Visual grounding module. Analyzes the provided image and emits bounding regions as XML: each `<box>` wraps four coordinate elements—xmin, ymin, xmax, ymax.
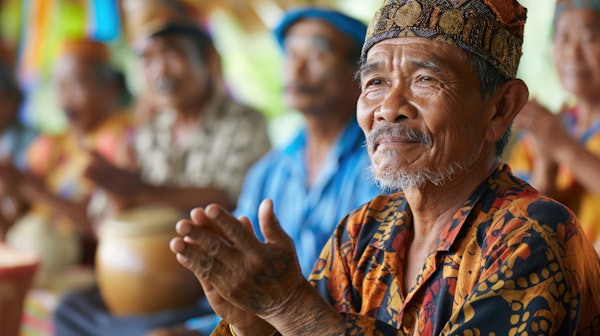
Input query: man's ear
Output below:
<box><xmin>485</xmin><ymin>78</ymin><xmax>529</xmax><ymax>142</ymax></box>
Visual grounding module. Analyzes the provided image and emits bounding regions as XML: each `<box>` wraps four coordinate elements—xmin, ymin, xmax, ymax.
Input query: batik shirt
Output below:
<box><xmin>309</xmin><ymin>164</ymin><xmax>600</xmax><ymax>335</ymax></box>
<box><xmin>134</xmin><ymin>93</ymin><xmax>271</xmax><ymax>201</ymax></box>
<box><xmin>508</xmin><ymin>106</ymin><xmax>600</xmax><ymax>247</ymax></box>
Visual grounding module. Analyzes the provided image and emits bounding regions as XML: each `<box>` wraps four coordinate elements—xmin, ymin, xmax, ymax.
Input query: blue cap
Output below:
<box><xmin>274</xmin><ymin>7</ymin><xmax>367</xmax><ymax>50</ymax></box>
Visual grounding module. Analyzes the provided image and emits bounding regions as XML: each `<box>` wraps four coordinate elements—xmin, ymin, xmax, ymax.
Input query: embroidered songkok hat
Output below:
<box><xmin>362</xmin><ymin>0</ymin><xmax>527</xmax><ymax>79</ymax></box>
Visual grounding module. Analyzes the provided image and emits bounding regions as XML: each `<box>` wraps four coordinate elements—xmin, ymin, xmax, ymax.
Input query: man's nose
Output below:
<box><xmin>286</xmin><ymin>56</ymin><xmax>309</xmax><ymax>80</ymax></box>
<box><xmin>375</xmin><ymin>85</ymin><xmax>417</xmax><ymax>123</ymax></box>
<box><xmin>148</xmin><ymin>57</ymin><xmax>170</xmax><ymax>78</ymax></box>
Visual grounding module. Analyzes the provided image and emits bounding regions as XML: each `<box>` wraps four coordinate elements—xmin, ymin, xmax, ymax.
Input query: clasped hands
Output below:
<box><xmin>170</xmin><ymin>199</ymin><xmax>340</xmax><ymax>336</ymax></box>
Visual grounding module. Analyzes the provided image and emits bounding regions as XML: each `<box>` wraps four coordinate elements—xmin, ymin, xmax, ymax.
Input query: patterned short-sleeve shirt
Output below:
<box><xmin>309</xmin><ymin>164</ymin><xmax>600</xmax><ymax>335</ymax></box>
<box><xmin>134</xmin><ymin>93</ymin><xmax>271</xmax><ymax>200</ymax></box>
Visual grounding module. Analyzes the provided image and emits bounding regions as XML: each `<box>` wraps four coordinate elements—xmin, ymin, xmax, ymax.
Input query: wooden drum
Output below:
<box><xmin>95</xmin><ymin>206</ymin><xmax>203</xmax><ymax>316</ymax></box>
<box><xmin>0</xmin><ymin>243</ymin><xmax>39</xmax><ymax>336</ymax></box>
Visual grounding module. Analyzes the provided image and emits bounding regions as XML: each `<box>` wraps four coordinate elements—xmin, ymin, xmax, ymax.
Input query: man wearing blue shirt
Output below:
<box><xmin>233</xmin><ymin>7</ymin><xmax>385</xmax><ymax>277</ymax></box>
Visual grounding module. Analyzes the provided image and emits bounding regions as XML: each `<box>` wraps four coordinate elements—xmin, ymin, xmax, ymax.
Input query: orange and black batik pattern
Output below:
<box><xmin>310</xmin><ymin>164</ymin><xmax>600</xmax><ymax>335</ymax></box>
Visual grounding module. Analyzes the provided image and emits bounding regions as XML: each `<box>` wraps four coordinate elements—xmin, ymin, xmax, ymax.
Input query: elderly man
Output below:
<box><xmin>84</xmin><ymin>2</ymin><xmax>271</xmax><ymax>213</ymax></box>
<box><xmin>172</xmin><ymin>0</ymin><xmax>600</xmax><ymax>335</ymax></box>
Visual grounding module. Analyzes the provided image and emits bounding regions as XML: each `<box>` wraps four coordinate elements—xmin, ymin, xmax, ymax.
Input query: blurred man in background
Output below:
<box><xmin>53</xmin><ymin>1</ymin><xmax>271</xmax><ymax>335</ymax></box>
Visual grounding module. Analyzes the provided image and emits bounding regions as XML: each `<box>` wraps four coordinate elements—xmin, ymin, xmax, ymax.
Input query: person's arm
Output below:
<box><xmin>550</xmin><ymin>134</ymin><xmax>600</xmax><ymax>196</ymax></box>
<box><xmin>171</xmin><ymin>199</ymin><xmax>346</xmax><ymax>336</ymax></box>
<box><xmin>515</xmin><ymin>101</ymin><xmax>600</xmax><ymax>197</ymax></box>
<box><xmin>85</xmin><ymin>151</ymin><xmax>235</xmax><ymax>211</ymax></box>
<box><xmin>0</xmin><ymin>163</ymin><xmax>93</xmax><ymax>235</ymax></box>
<box><xmin>136</xmin><ymin>184</ymin><xmax>235</xmax><ymax>212</ymax></box>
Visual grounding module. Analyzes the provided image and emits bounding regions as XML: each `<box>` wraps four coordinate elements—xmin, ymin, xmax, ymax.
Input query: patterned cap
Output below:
<box><xmin>362</xmin><ymin>0</ymin><xmax>527</xmax><ymax>79</ymax></box>
<box><xmin>554</xmin><ymin>0</ymin><xmax>600</xmax><ymax>23</ymax></box>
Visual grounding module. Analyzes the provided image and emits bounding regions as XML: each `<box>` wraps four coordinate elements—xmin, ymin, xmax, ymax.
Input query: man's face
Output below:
<box><xmin>136</xmin><ymin>34</ymin><xmax>210</xmax><ymax>111</ymax></box>
<box><xmin>55</xmin><ymin>56</ymin><xmax>114</xmax><ymax>133</ymax></box>
<box><xmin>283</xmin><ymin>19</ymin><xmax>358</xmax><ymax>115</ymax></box>
<box><xmin>357</xmin><ymin>37</ymin><xmax>487</xmax><ymax>191</ymax></box>
<box><xmin>553</xmin><ymin>8</ymin><xmax>600</xmax><ymax>98</ymax></box>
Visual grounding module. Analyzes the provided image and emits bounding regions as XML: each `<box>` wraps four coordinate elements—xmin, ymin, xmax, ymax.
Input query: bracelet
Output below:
<box><xmin>229</xmin><ymin>323</ymin><xmax>278</xmax><ymax>336</ymax></box>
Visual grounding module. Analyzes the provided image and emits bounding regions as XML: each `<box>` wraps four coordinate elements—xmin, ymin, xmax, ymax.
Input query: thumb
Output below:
<box><xmin>257</xmin><ymin>199</ymin><xmax>288</xmax><ymax>244</ymax></box>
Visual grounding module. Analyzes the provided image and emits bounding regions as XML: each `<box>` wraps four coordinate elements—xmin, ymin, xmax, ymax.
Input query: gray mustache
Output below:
<box><xmin>367</xmin><ymin>124</ymin><xmax>432</xmax><ymax>151</ymax></box>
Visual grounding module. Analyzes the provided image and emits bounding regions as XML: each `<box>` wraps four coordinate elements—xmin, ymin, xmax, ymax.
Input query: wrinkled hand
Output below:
<box><xmin>170</xmin><ymin>199</ymin><xmax>305</xmax><ymax>335</ymax></box>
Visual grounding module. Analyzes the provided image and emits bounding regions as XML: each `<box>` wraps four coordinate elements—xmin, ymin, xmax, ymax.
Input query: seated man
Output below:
<box><xmin>149</xmin><ymin>8</ymin><xmax>384</xmax><ymax>335</ymax></box>
<box><xmin>171</xmin><ymin>0</ymin><xmax>600</xmax><ymax>335</ymax></box>
<box><xmin>234</xmin><ymin>7</ymin><xmax>385</xmax><ymax>277</ymax></box>
<box><xmin>52</xmin><ymin>1</ymin><xmax>271</xmax><ymax>335</ymax></box>
<box><xmin>1</xmin><ymin>38</ymin><xmax>134</xmax><ymax>282</ymax></box>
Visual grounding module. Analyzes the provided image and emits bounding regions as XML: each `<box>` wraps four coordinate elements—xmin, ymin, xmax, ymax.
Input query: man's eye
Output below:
<box><xmin>367</xmin><ymin>79</ymin><xmax>382</xmax><ymax>86</ymax></box>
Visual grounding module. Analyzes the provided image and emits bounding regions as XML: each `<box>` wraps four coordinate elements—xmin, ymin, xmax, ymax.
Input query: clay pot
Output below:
<box><xmin>95</xmin><ymin>206</ymin><xmax>203</xmax><ymax>316</ymax></box>
<box><xmin>0</xmin><ymin>243</ymin><xmax>39</xmax><ymax>336</ymax></box>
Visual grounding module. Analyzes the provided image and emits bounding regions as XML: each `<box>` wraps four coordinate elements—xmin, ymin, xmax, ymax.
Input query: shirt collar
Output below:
<box><xmin>376</xmin><ymin>163</ymin><xmax>508</xmax><ymax>252</ymax></box>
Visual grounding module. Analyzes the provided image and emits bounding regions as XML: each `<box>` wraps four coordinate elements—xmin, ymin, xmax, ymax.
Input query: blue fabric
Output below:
<box><xmin>274</xmin><ymin>7</ymin><xmax>367</xmax><ymax>50</ymax></box>
<box><xmin>233</xmin><ymin>118</ymin><xmax>384</xmax><ymax>277</ymax></box>
<box><xmin>52</xmin><ymin>287</ymin><xmax>216</xmax><ymax>336</ymax></box>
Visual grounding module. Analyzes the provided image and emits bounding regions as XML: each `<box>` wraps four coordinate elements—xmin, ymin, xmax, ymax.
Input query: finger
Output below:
<box><xmin>170</xmin><ymin>236</ymin><xmax>186</xmax><ymax>255</ymax></box>
<box><xmin>204</xmin><ymin>204</ymin><xmax>257</xmax><ymax>250</ymax></box>
<box><xmin>238</xmin><ymin>216</ymin><xmax>255</xmax><ymax>233</ymax></box>
<box><xmin>175</xmin><ymin>219</ymin><xmax>194</xmax><ymax>236</ymax></box>
<box><xmin>190</xmin><ymin>208</ymin><xmax>230</xmax><ymax>239</ymax></box>
<box><xmin>173</xmin><ymin>239</ymin><xmax>228</xmax><ymax>284</ymax></box>
<box><xmin>176</xmin><ymin>218</ymin><xmax>244</xmax><ymax>275</ymax></box>
<box><xmin>172</xmin><ymin>237</ymin><xmax>214</xmax><ymax>293</ymax></box>
<box><xmin>257</xmin><ymin>199</ymin><xmax>290</xmax><ymax>245</ymax></box>
<box><xmin>178</xmin><ymin>215</ymin><xmax>226</xmax><ymax>255</ymax></box>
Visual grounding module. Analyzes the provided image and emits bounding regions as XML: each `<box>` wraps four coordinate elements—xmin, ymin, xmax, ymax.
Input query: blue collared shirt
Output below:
<box><xmin>234</xmin><ymin>118</ymin><xmax>384</xmax><ymax>276</ymax></box>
